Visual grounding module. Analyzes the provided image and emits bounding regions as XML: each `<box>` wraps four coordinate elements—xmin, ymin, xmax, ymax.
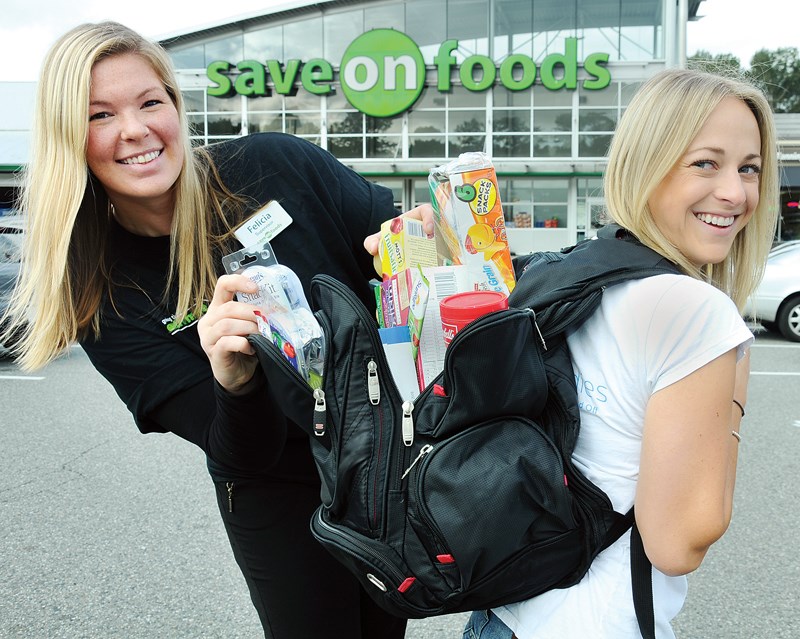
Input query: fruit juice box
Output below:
<box><xmin>377</xmin><ymin>216</ymin><xmax>438</xmax><ymax>279</ymax></box>
<box><xmin>413</xmin><ymin>263</ymin><xmax>504</xmax><ymax>391</ymax></box>
<box><xmin>428</xmin><ymin>153</ymin><xmax>516</xmax><ymax>294</ymax></box>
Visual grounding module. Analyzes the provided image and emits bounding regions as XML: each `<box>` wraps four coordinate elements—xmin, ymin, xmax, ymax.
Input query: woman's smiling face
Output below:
<box><xmin>647</xmin><ymin>96</ymin><xmax>762</xmax><ymax>267</ymax></box>
<box><xmin>86</xmin><ymin>53</ymin><xmax>183</xmax><ymax>220</ymax></box>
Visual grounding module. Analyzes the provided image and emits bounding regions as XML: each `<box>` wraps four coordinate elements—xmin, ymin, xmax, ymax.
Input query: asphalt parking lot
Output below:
<box><xmin>1</xmin><ymin>330</ymin><xmax>798</xmax><ymax>638</ymax></box>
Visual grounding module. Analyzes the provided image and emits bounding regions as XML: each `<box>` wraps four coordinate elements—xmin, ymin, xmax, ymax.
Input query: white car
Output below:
<box><xmin>745</xmin><ymin>240</ymin><xmax>800</xmax><ymax>342</ymax></box>
<box><xmin>0</xmin><ymin>214</ymin><xmax>25</xmax><ymax>351</ymax></box>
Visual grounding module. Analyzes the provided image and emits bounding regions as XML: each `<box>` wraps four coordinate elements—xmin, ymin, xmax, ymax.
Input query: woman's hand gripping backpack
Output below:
<box><xmin>250</xmin><ymin>225</ymin><xmax>678</xmax><ymax>637</ymax></box>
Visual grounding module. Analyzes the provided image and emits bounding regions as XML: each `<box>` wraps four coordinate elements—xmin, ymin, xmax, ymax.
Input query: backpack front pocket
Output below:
<box><xmin>415</xmin><ymin>310</ymin><xmax>548</xmax><ymax>439</ymax></box>
<box><xmin>406</xmin><ymin>417</ymin><xmax>576</xmax><ymax>590</ymax></box>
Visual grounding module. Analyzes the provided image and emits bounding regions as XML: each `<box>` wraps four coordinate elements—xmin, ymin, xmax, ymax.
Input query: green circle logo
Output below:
<box><xmin>340</xmin><ymin>29</ymin><xmax>425</xmax><ymax>118</ymax></box>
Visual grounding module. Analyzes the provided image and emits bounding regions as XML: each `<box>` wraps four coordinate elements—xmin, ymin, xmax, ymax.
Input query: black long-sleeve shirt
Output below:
<box><xmin>81</xmin><ymin>133</ymin><xmax>395</xmax><ymax>480</ymax></box>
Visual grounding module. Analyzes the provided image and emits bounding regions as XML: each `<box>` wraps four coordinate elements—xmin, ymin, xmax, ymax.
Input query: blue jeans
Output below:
<box><xmin>463</xmin><ymin>610</ymin><xmax>515</xmax><ymax>639</ymax></box>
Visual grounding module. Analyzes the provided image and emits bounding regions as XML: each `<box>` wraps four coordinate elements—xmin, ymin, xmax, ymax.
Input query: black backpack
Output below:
<box><xmin>250</xmin><ymin>225</ymin><xmax>679</xmax><ymax>637</ymax></box>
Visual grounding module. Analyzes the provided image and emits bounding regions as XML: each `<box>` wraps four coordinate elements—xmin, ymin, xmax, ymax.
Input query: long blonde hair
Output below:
<box><xmin>4</xmin><ymin>22</ymin><xmax>233</xmax><ymax>370</ymax></box>
<box><xmin>604</xmin><ymin>68</ymin><xmax>779</xmax><ymax>310</ymax></box>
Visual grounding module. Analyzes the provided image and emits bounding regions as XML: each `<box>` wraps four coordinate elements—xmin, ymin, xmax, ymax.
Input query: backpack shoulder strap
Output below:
<box><xmin>509</xmin><ymin>225</ymin><xmax>680</xmax><ymax>341</ymax></box>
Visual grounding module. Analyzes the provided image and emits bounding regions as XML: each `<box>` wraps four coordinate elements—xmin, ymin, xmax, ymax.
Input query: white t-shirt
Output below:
<box><xmin>495</xmin><ymin>274</ymin><xmax>753</xmax><ymax>639</ymax></box>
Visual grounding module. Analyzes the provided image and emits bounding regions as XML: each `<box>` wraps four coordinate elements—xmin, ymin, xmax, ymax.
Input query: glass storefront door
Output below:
<box><xmin>584</xmin><ymin>196</ymin><xmax>606</xmax><ymax>240</ymax></box>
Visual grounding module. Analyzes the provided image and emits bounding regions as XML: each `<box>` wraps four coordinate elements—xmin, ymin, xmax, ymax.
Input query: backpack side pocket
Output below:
<box><xmin>249</xmin><ymin>332</ymin><xmax>316</xmax><ymax>439</ymax></box>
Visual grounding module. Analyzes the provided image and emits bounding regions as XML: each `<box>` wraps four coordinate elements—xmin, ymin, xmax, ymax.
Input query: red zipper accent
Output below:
<box><xmin>397</xmin><ymin>576</ymin><xmax>416</xmax><ymax>593</ymax></box>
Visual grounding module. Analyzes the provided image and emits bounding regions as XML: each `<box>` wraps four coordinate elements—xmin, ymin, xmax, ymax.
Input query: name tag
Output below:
<box><xmin>234</xmin><ymin>200</ymin><xmax>293</xmax><ymax>247</ymax></box>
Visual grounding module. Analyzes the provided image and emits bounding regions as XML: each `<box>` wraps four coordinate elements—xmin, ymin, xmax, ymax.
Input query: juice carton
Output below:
<box><xmin>377</xmin><ymin>216</ymin><xmax>438</xmax><ymax>279</ymax></box>
<box><xmin>413</xmin><ymin>264</ymin><xmax>507</xmax><ymax>391</ymax></box>
<box><xmin>428</xmin><ymin>153</ymin><xmax>516</xmax><ymax>294</ymax></box>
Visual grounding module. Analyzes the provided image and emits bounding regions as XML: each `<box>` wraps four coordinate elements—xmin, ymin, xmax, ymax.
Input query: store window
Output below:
<box><xmin>414</xmin><ymin>180</ymin><xmax>431</xmax><ymax>209</ymax></box>
<box><xmin>284</xmin><ymin>92</ymin><xmax>321</xmax><ymax>138</ymax></box>
<box><xmin>448</xmin><ymin>86</ymin><xmax>486</xmax><ymax>155</ymax></box>
<box><xmin>243</xmin><ymin>25</ymin><xmax>283</xmax><ymax>61</ymax></box>
<box><xmin>500</xmin><ymin>178</ymin><xmax>568</xmax><ymax>229</ymax></box>
<box><xmin>183</xmin><ymin>90</ymin><xmax>205</xmax><ymax>114</ymax></box>
<box><xmin>171</xmin><ymin>43</ymin><xmax>204</xmax><ymax>69</ymax></box>
<box><xmin>409</xmin><ymin>88</ymin><xmax>447</xmax><ymax>159</ymax></box>
<box><xmin>532</xmin><ymin>96</ymin><xmax>572</xmax><ymax>158</ymax></box>
<box><xmin>205</xmin><ymin>34</ymin><xmax>243</xmax><ymax>68</ymax></box>
<box><xmin>284</xmin><ymin>18</ymin><xmax>323</xmax><ymax>60</ymax></box>
<box><xmin>493</xmin><ymin>89</ymin><xmax>532</xmax><ymax>158</ymax></box>
<box><xmin>577</xmin><ymin>177</ymin><xmax>605</xmax><ymax>239</ymax></box>
<box><xmin>247</xmin><ymin>94</ymin><xmax>284</xmax><ymax>134</ymax></box>
<box><xmin>493</xmin><ymin>0</ymin><xmax>534</xmax><ymax>59</ymax></box>
<box><xmin>207</xmin><ymin>93</ymin><xmax>240</xmax><ymax>113</ymax></box>
<box><xmin>578</xmin><ymin>0</ymin><xmax>619</xmax><ymax>60</ymax></box>
<box><xmin>188</xmin><ymin>114</ymin><xmax>206</xmax><ymax>141</ymax></box>
<box><xmin>532</xmin><ymin>179</ymin><xmax>568</xmax><ymax>228</ymax></box>
<box><xmin>621</xmin><ymin>0</ymin><xmax>663</xmax><ymax>60</ymax></box>
<box><xmin>366</xmin><ymin>116</ymin><xmax>402</xmax><ymax>159</ymax></box>
<box><xmin>365</xmin><ymin>4</ymin><xmax>404</xmax><ymax>30</ymax></box>
<box><xmin>405</xmin><ymin>0</ymin><xmax>447</xmax><ymax>62</ymax></box>
<box><xmin>533</xmin><ymin>0</ymin><xmax>577</xmax><ymax>60</ymax></box>
<box><xmin>578</xmin><ymin>85</ymin><xmax>617</xmax><ymax>158</ymax></box>
<box><xmin>448</xmin><ymin>0</ymin><xmax>490</xmax><ymax>59</ymax></box>
<box><xmin>328</xmin><ymin>91</ymin><xmax>403</xmax><ymax>160</ymax></box>
<box><xmin>208</xmin><ymin>113</ymin><xmax>242</xmax><ymax>137</ymax></box>
<box><xmin>324</xmin><ymin>9</ymin><xmax>365</xmax><ymax>61</ymax></box>
<box><xmin>373</xmin><ymin>178</ymin><xmax>405</xmax><ymax>210</ymax></box>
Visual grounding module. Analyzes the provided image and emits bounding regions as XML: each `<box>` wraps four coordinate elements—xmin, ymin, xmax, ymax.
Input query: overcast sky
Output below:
<box><xmin>0</xmin><ymin>0</ymin><xmax>797</xmax><ymax>82</ymax></box>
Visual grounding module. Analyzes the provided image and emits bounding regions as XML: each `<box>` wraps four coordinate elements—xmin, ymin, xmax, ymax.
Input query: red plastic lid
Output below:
<box><xmin>439</xmin><ymin>291</ymin><xmax>508</xmax><ymax>322</ymax></box>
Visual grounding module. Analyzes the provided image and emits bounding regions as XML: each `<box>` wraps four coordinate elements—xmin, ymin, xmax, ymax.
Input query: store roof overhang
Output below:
<box><xmin>158</xmin><ymin>0</ymin><xmax>707</xmax><ymax>49</ymax></box>
<box><xmin>348</xmin><ymin>160</ymin><xmax>608</xmax><ymax>178</ymax></box>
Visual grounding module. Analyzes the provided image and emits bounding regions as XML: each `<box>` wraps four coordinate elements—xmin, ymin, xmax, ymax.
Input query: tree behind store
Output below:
<box><xmin>689</xmin><ymin>47</ymin><xmax>800</xmax><ymax>113</ymax></box>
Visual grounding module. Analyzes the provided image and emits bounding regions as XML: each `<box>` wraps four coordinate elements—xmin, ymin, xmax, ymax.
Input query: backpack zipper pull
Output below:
<box><xmin>401</xmin><ymin>444</ymin><xmax>433</xmax><ymax>479</ymax></box>
<box><xmin>401</xmin><ymin>400</ymin><xmax>415</xmax><ymax>446</ymax></box>
<box><xmin>313</xmin><ymin>388</ymin><xmax>327</xmax><ymax>437</ymax></box>
<box><xmin>367</xmin><ymin>360</ymin><xmax>380</xmax><ymax>405</ymax></box>
<box><xmin>529</xmin><ymin>309</ymin><xmax>547</xmax><ymax>351</ymax></box>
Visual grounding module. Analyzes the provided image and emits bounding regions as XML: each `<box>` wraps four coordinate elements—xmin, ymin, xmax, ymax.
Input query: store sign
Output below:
<box><xmin>207</xmin><ymin>29</ymin><xmax>611</xmax><ymax>118</ymax></box>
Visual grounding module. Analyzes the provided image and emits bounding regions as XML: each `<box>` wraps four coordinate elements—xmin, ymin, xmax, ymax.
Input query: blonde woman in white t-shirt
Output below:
<box><xmin>462</xmin><ymin>69</ymin><xmax>779</xmax><ymax>638</ymax></box>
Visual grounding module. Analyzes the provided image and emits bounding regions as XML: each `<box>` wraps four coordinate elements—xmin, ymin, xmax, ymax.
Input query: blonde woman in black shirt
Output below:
<box><xmin>3</xmin><ymin>21</ymin><xmax>432</xmax><ymax>638</ymax></box>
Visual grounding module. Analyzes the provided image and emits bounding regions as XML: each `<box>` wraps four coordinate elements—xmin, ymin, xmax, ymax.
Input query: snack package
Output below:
<box><xmin>377</xmin><ymin>266</ymin><xmax>430</xmax><ymax>359</ymax></box>
<box><xmin>377</xmin><ymin>216</ymin><xmax>438</xmax><ymax>279</ymax></box>
<box><xmin>255</xmin><ymin>307</ymin><xmax>325</xmax><ymax>389</ymax></box>
<box><xmin>428</xmin><ymin>153</ymin><xmax>516</xmax><ymax>294</ymax></box>
<box><xmin>222</xmin><ymin>241</ymin><xmax>324</xmax><ymax>388</ymax></box>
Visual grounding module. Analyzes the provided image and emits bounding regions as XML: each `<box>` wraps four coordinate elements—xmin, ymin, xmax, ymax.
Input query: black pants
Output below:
<box><xmin>210</xmin><ymin>471</ymin><xmax>407</xmax><ymax>639</ymax></box>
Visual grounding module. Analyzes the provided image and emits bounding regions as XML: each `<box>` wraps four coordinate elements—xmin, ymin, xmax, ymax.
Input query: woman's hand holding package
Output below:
<box><xmin>198</xmin><ymin>274</ymin><xmax>261</xmax><ymax>394</ymax></box>
<box><xmin>363</xmin><ymin>203</ymin><xmax>436</xmax><ymax>273</ymax></box>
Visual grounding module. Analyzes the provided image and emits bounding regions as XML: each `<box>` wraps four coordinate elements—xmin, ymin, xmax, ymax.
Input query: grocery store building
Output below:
<box><xmin>2</xmin><ymin>0</ymin><xmax>800</xmax><ymax>248</ymax></box>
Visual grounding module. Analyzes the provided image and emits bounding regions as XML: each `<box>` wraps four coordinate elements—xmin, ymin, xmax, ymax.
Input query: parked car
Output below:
<box><xmin>0</xmin><ymin>214</ymin><xmax>25</xmax><ymax>351</ymax></box>
<box><xmin>745</xmin><ymin>240</ymin><xmax>800</xmax><ymax>342</ymax></box>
